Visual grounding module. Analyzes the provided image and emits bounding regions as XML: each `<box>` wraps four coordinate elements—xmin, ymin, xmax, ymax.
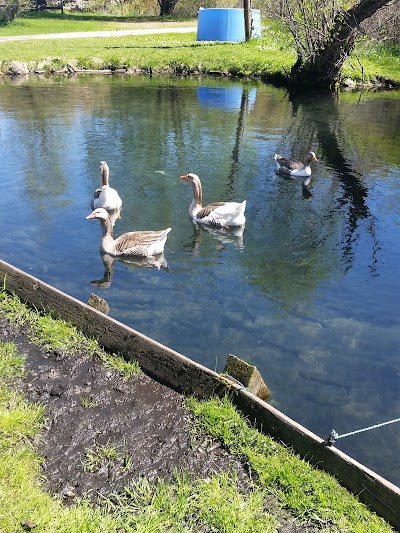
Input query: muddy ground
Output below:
<box><xmin>1</xmin><ymin>316</ymin><xmax>328</xmax><ymax>532</ymax></box>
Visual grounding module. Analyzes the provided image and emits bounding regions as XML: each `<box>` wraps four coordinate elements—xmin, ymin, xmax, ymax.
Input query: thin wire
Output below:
<box><xmin>336</xmin><ymin>417</ymin><xmax>400</xmax><ymax>439</ymax></box>
<box><xmin>326</xmin><ymin>417</ymin><xmax>400</xmax><ymax>445</ymax></box>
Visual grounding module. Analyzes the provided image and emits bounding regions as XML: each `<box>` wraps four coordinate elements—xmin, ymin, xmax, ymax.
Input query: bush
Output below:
<box><xmin>65</xmin><ymin>0</ymin><xmax>160</xmax><ymax>15</ymax></box>
<box><xmin>64</xmin><ymin>0</ymin><xmax>269</xmax><ymax>18</ymax></box>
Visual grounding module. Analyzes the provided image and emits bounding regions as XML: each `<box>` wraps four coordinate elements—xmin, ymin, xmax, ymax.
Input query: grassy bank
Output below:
<box><xmin>0</xmin><ymin>12</ymin><xmax>399</xmax><ymax>86</ymax></box>
<box><xmin>0</xmin><ymin>289</ymin><xmax>395</xmax><ymax>532</ymax></box>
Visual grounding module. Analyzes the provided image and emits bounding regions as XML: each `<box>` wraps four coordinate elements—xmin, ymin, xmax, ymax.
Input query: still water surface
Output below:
<box><xmin>0</xmin><ymin>74</ymin><xmax>399</xmax><ymax>486</ymax></box>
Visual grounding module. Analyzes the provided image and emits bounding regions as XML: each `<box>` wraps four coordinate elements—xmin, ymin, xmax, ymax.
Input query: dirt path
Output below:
<box><xmin>0</xmin><ymin>25</ymin><xmax>197</xmax><ymax>42</ymax></box>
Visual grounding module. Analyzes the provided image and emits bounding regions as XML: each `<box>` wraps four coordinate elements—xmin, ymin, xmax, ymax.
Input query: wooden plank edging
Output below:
<box><xmin>0</xmin><ymin>258</ymin><xmax>399</xmax><ymax>530</ymax></box>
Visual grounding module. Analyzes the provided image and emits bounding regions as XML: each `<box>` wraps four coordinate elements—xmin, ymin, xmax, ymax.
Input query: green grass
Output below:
<box><xmin>104</xmin><ymin>472</ymin><xmax>278</xmax><ymax>532</ymax></box>
<box><xmin>80</xmin><ymin>395</ymin><xmax>95</xmax><ymax>408</ymax></box>
<box><xmin>0</xmin><ymin>11</ymin><xmax>195</xmax><ymax>36</ymax></box>
<box><xmin>82</xmin><ymin>441</ymin><xmax>122</xmax><ymax>472</ymax></box>
<box><xmin>0</xmin><ymin>340</ymin><xmax>25</xmax><ymax>379</ymax></box>
<box><xmin>342</xmin><ymin>37</ymin><xmax>400</xmax><ymax>85</ymax></box>
<box><xmin>0</xmin><ymin>20</ymin><xmax>295</xmax><ymax>80</ymax></box>
<box><xmin>0</xmin><ymin>20</ymin><xmax>296</xmax><ymax>80</ymax></box>
<box><xmin>1</xmin><ymin>13</ymin><xmax>397</xmax><ymax>84</ymax></box>
<box><xmin>186</xmin><ymin>395</ymin><xmax>394</xmax><ymax>532</ymax></box>
<box><xmin>0</xmin><ymin>289</ymin><xmax>141</xmax><ymax>377</ymax></box>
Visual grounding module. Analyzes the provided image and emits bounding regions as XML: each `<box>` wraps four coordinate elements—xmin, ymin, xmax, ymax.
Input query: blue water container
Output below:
<box><xmin>196</xmin><ymin>8</ymin><xmax>261</xmax><ymax>42</ymax></box>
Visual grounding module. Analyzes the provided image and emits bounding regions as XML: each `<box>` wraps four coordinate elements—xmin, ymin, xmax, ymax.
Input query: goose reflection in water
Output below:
<box><xmin>184</xmin><ymin>220</ymin><xmax>245</xmax><ymax>253</ymax></box>
<box><xmin>91</xmin><ymin>252</ymin><xmax>169</xmax><ymax>289</ymax></box>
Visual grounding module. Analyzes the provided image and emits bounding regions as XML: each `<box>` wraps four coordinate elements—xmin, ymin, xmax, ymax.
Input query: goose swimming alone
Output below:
<box><xmin>86</xmin><ymin>208</ymin><xmax>171</xmax><ymax>259</ymax></box>
<box><xmin>180</xmin><ymin>173</ymin><xmax>246</xmax><ymax>228</ymax></box>
<box><xmin>274</xmin><ymin>151</ymin><xmax>318</xmax><ymax>180</ymax></box>
<box><xmin>91</xmin><ymin>161</ymin><xmax>122</xmax><ymax>226</ymax></box>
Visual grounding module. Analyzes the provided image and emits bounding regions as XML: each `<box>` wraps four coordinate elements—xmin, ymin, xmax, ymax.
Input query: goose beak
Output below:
<box><xmin>180</xmin><ymin>174</ymin><xmax>188</xmax><ymax>181</ymax></box>
<box><xmin>313</xmin><ymin>155</ymin><xmax>318</xmax><ymax>161</ymax></box>
<box><xmin>86</xmin><ymin>212</ymin><xmax>96</xmax><ymax>219</ymax></box>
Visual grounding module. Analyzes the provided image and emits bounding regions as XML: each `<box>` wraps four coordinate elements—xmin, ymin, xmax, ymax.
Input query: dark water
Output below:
<box><xmin>1</xmin><ymin>74</ymin><xmax>400</xmax><ymax>486</ymax></box>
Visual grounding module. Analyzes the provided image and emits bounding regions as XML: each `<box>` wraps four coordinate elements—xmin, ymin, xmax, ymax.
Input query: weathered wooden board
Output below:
<box><xmin>1</xmin><ymin>258</ymin><xmax>399</xmax><ymax>530</ymax></box>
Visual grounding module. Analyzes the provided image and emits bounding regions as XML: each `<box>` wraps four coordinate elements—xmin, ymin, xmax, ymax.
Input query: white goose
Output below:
<box><xmin>274</xmin><ymin>151</ymin><xmax>318</xmax><ymax>182</ymax></box>
<box><xmin>91</xmin><ymin>161</ymin><xmax>122</xmax><ymax>226</ymax></box>
<box><xmin>86</xmin><ymin>208</ymin><xmax>171</xmax><ymax>258</ymax></box>
<box><xmin>180</xmin><ymin>173</ymin><xmax>246</xmax><ymax>228</ymax></box>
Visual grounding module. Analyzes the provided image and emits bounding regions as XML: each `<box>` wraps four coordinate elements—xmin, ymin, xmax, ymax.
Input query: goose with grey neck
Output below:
<box><xmin>180</xmin><ymin>173</ymin><xmax>246</xmax><ymax>228</ymax></box>
<box><xmin>86</xmin><ymin>208</ymin><xmax>171</xmax><ymax>258</ymax></box>
<box><xmin>91</xmin><ymin>161</ymin><xmax>122</xmax><ymax>226</ymax></box>
<box><xmin>274</xmin><ymin>151</ymin><xmax>318</xmax><ymax>183</ymax></box>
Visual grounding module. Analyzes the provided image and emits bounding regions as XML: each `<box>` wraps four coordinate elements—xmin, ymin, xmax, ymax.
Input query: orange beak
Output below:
<box><xmin>180</xmin><ymin>174</ymin><xmax>188</xmax><ymax>181</ymax></box>
<box><xmin>313</xmin><ymin>155</ymin><xmax>318</xmax><ymax>161</ymax></box>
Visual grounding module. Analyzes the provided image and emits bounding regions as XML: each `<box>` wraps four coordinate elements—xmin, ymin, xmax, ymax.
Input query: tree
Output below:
<box><xmin>277</xmin><ymin>0</ymin><xmax>396</xmax><ymax>91</ymax></box>
<box><xmin>0</xmin><ymin>0</ymin><xmax>20</xmax><ymax>23</ymax></box>
<box><xmin>157</xmin><ymin>0</ymin><xmax>179</xmax><ymax>16</ymax></box>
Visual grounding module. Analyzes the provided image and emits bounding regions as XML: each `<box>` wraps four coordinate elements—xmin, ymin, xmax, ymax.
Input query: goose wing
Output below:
<box><xmin>91</xmin><ymin>187</ymin><xmax>102</xmax><ymax>210</ymax></box>
<box><xmin>196</xmin><ymin>202</ymin><xmax>226</xmax><ymax>220</ymax></box>
<box><xmin>114</xmin><ymin>229</ymin><xmax>170</xmax><ymax>256</ymax></box>
<box><xmin>275</xmin><ymin>155</ymin><xmax>304</xmax><ymax>170</ymax></box>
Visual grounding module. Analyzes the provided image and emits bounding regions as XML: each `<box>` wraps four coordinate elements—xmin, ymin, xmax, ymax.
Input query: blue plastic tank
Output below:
<box><xmin>196</xmin><ymin>8</ymin><xmax>261</xmax><ymax>42</ymax></box>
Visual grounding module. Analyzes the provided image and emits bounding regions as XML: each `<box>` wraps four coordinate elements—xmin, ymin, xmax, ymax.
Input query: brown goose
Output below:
<box><xmin>86</xmin><ymin>208</ymin><xmax>171</xmax><ymax>258</ymax></box>
<box><xmin>274</xmin><ymin>151</ymin><xmax>318</xmax><ymax>182</ymax></box>
<box><xmin>180</xmin><ymin>173</ymin><xmax>246</xmax><ymax>228</ymax></box>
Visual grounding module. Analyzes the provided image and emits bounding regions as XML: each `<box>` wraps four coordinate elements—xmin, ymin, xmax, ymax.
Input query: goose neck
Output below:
<box><xmin>191</xmin><ymin>177</ymin><xmax>202</xmax><ymax>208</ymax></box>
<box><xmin>100</xmin><ymin>215</ymin><xmax>113</xmax><ymax>239</ymax></box>
<box><xmin>101</xmin><ymin>165</ymin><xmax>110</xmax><ymax>187</ymax></box>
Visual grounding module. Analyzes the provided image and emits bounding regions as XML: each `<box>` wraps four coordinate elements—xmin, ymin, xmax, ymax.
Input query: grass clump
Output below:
<box><xmin>104</xmin><ymin>473</ymin><xmax>277</xmax><ymax>532</ymax></box>
<box><xmin>0</xmin><ymin>289</ymin><xmax>140</xmax><ymax>378</ymax></box>
<box><xmin>82</xmin><ymin>442</ymin><xmax>121</xmax><ymax>472</ymax></box>
<box><xmin>0</xmin><ymin>340</ymin><xmax>25</xmax><ymax>379</ymax></box>
<box><xmin>186</xmin><ymin>395</ymin><xmax>394</xmax><ymax>533</ymax></box>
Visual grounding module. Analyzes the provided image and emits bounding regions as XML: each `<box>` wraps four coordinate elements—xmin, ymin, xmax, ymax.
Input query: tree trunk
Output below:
<box><xmin>158</xmin><ymin>0</ymin><xmax>179</xmax><ymax>16</ymax></box>
<box><xmin>244</xmin><ymin>0</ymin><xmax>252</xmax><ymax>41</ymax></box>
<box><xmin>290</xmin><ymin>0</ymin><xmax>393</xmax><ymax>91</ymax></box>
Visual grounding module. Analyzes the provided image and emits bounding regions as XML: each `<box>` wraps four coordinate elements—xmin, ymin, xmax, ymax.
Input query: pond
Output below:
<box><xmin>0</xmin><ymin>73</ymin><xmax>399</xmax><ymax>487</ymax></box>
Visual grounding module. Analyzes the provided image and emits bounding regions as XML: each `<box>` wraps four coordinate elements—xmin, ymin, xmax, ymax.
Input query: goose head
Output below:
<box><xmin>180</xmin><ymin>173</ymin><xmax>200</xmax><ymax>183</ymax></box>
<box><xmin>181</xmin><ymin>173</ymin><xmax>203</xmax><ymax>206</ymax></box>
<box><xmin>86</xmin><ymin>207</ymin><xmax>110</xmax><ymax>221</ymax></box>
<box><xmin>305</xmin><ymin>151</ymin><xmax>318</xmax><ymax>165</ymax></box>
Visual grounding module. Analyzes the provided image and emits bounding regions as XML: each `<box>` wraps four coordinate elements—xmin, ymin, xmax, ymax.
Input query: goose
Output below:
<box><xmin>86</xmin><ymin>208</ymin><xmax>171</xmax><ymax>259</ymax></box>
<box><xmin>274</xmin><ymin>151</ymin><xmax>318</xmax><ymax>181</ymax></box>
<box><xmin>180</xmin><ymin>173</ymin><xmax>246</xmax><ymax>228</ymax></box>
<box><xmin>91</xmin><ymin>161</ymin><xmax>122</xmax><ymax>226</ymax></box>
